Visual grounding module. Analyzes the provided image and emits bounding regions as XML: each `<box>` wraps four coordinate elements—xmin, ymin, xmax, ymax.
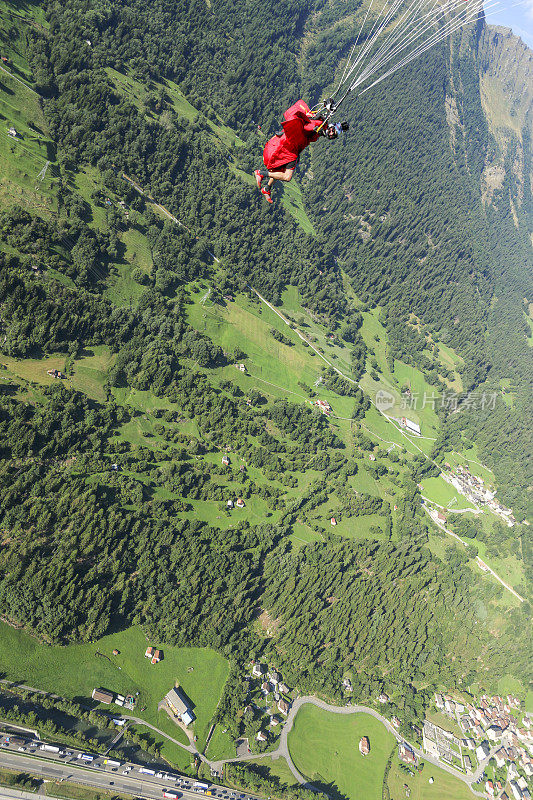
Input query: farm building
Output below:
<box><xmin>401</xmin><ymin>417</ymin><xmax>421</xmax><ymax>436</ymax></box>
<box><xmin>92</xmin><ymin>688</ymin><xmax>114</xmax><ymax>704</ymax></box>
<box><xmin>165</xmin><ymin>686</ymin><xmax>195</xmax><ymax>726</ymax></box>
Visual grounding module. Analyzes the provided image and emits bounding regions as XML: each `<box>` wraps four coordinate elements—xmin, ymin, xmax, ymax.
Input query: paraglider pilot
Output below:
<box><xmin>254</xmin><ymin>99</ymin><xmax>348</xmax><ymax>203</ymax></box>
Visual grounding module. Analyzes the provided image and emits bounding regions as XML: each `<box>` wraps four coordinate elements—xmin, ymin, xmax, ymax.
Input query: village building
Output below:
<box><xmin>7</xmin><ymin>127</ymin><xmax>17</xmax><ymax>138</ymax></box>
<box><xmin>475</xmin><ymin>742</ymin><xmax>490</xmax><ymax>762</ymax></box>
<box><xmin>269</xmin><ymin>671</ymin><xmax>279</xmax><ymax>684</ymax></box>
<box><xmin>236</xmin><ymin>497</ymin><xmax>245</xmax><ymax>508</ymax></box>
<box><xmin>437</xmin><ymin>511</ymin><xmax>446</xmax><ymax>523</ymax></box>
<box><xmin>92</xmin><ymin>688</ymin><xmax>114</xmax><ymax>704</ymax></box>
<box><xmin>399</xmin><ymin>742</ymin><xmax>416</xmax><ymax>765</ymax></box>
<box><xmin>269</xmin><ymin>715</ymin><xmax>280</xmax><ymax>727</ymax></box>
<box><xmin>278</xmin><ymin>698</ymin><xmax>290</xmax><ymax>716</ymax></box>
<box><xmin>252</xmin><ymin>663</ymin><xmax>264</xmax><ymax>677</ymax></box>
<box><xmin>378</xmin><ymin>693</ymin><xmax>389</xmax><ymax>703</ymax></box>
<box><xmin>392</xmin><ymin>716</ymin><xmax>401</xmax><ymax>729</ymax></box>
<box><xmin>112</xmin><ymin>649</ymin><xmax>119</xmax><ymax>656</ymax></box>
<box><xmin>330</xmin><ymin>517</ymin><xmax>337</xmax><ymax>526</ymax></box>
<box><xmin>151</xmin><ymin>649</ymin><xmax>162</xmax><ymax>664</ymax></box>
<box><xmin>401</xmin><ymin>417</ymin><xmax>421</xmax><ymax>435</ymax></box>
<box><xmin>495</xmin><ymin>749</ymin><xmax>507</xmax><ymax>768</ymax></box>
<box><xmin>359</xmin><ymin>736</ymin><xmax>370</xmax><ymax>756</ymax></box>
<box><xmin>256</xmin><ymin>730</ymin><xmax>267</xmax><ymax>742</ymax></box>
<box><xmin>145</xmin><ymin>646</ymin><xmax>154</xmax><ymax>658</ymax></box>
<box><xmin>486</xmin><ymin>724</ymin><xmax>503</xmax><ymax>741</ymax></box>
<box><xmin>509</xmin><ymin>781</ymin><xmax>522</xmax><ymax>800</ymax></box>
<box><xmin>165</xmin><ymin>687</ymin><xmax>195</xmax><ymax>726</ymax></box>
<box><xmin>485</xmin><ymin>779</ymin><xmax>495</xmax><ymax>797</ymax></box>
<box><xmin>235</xmin><ymin>363</ymin><xmax>246</xmax><ymax>372</ymax></box>
<box><xmin>227</xmin><ymin>500</ymin><xmax>234</xmax><ymax>508</ymax></box>
<box><xmin>464</xmin><ymin>755</ymin><xmax>472</xmax><ymax>771</ymax></box>
<box><xmin>222</xmin><ymin>454</ymin><xmax>230</xmax><ymax>466</ymax></box>
<box><xmin>315</xmin><ymin>399</ymin><xmax>331</xmax><ymax>415</ymax></box>
<box><xmin>435</xmin><ymin>694</ymin><xmax>444</xmax><ymax>709</ymax></box>
<box><xmin>278</xmin><ymin>683</ymin><xmax>289</xmax><ymax>694</ymax></box>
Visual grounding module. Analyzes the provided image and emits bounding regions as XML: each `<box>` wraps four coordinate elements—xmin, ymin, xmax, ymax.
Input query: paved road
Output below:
<box><xmin>0</xmin><ymin>745</ymin><xmax>257</xmax><ymax>800</ymax></box>
<box><xmin>212</xmin><ymin>696</ymin><xmax>486</xmax><ymax>797</ymax></box>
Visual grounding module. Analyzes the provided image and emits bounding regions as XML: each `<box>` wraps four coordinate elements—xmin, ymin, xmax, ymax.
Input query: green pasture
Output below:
<box><xmin>71</xmin><ymin>346</ymin><xmax>115</xmax><ymax>402</ymax></box>
<box><xmin>436</xmin><ymin>341</ymin><xmax>463</xmax><ymax>391</ymax></box>
<box><xmin>387</xmin><ymin>758</ymin><xmax>476</xmax><ymax>800</ymax></box>
<box><xmin>72</xmin><ymin>166</ymin><xmax>153</xmax><ymax>306</ymax></box>
<box><xmin>281</xmin><ymin>286</ymin><xmax>357</xmax><ymax>378</ymax></box>
<box><xmin>287</xmin><ymin>704</ymin><xmax>395</xmax><ymax>800</ymax></box>
<box><xmin>290</xmin><ymin>521</ymin><xmax>323</xmax><ymax>548</ymax></box>
<box><xmin>420</xmin><ymin>477</ymin><xmax>477</xmax><ymax>511</ymax></box>
<box><xmin>0</xmin><ymin>354</ymin><xmax>66</xmax><ymax>384</ymax></box>
<box><xmin>204</xmin><ymin>723</ymin><xmax>235</xmax><ymax>761</ymax></box>
<box><xmin>186</xmin><ymin>290</ymin><xmax>356</xmax><ymax>443</ymax></box>
<box><xmin>0</xmin><ymin>623</ymin><xmax>229</xmax><ymax>755</ymax></box>
<box><xmin>243</xmin><ymin>755</ymin><xmax>298</xmax><ymax>788</ymax></box>
<box><xmin>0</xmin><ymin>70</ymin><xmax>57</xmax><ymax>213</ymax></box>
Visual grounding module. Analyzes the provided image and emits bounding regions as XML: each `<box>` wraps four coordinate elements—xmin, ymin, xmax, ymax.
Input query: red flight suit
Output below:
<box><xmin>263</xmin><ymin>100</ymin><xmax>323</xmax><ymax>171</ymax></box>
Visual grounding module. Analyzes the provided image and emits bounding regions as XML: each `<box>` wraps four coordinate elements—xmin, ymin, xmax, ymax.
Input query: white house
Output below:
<box><xmin>401</xmin><ymin>417</ymin><xmax>421</xmax><ymax>436</ymax></box>
<box><xmin>487</xmin><ymin>725</ymin><xmax>503</xmax><ymax>741</ymax></box>
<box><xmin>509</xmin><ymin>781</ymin><xmax>522</xmax><ymax>800</ymax></box>
<box><xmin>475</xmin><ymin>742</ymin><xmax>490</xmax><ymax>762</ymax></box>
<box><xmin>252</xmin><ymin>663</ymin><xmax>264</xmax><ymax>677</ymax></box>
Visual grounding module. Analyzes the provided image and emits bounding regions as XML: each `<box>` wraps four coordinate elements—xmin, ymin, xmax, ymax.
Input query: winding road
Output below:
<box><xmin>210</xmin><ymin>696</ymin><xmax>487</xmax><ymax>797</ymax></box>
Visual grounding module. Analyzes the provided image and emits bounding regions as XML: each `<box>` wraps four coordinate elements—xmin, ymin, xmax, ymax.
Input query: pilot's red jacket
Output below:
<box><xmin>263</xmin><ymin>100</ymin><xmax>322</xmax><ymax>171</ymax></box>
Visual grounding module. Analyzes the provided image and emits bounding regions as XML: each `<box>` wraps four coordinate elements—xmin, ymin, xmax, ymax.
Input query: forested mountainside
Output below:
<box><xmin>0</xmin><ymin>0</ymin><xmax>531</xmax><ymax>733</ymax></box>
<box><xmin>303</xmin><ymin>12</ymin><xmax>532</xmax><ymax>520</ymax></box>
<box><xmin>478</xmin><ymin>24</ymin><xmax>533</xmax><ymax>236</ymax></box>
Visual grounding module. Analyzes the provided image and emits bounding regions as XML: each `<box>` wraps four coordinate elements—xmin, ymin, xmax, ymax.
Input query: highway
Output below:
<box><xmin>0</xmin><ymin>738</ymin><xmax>257</xmax><ymax>800</ymax></box>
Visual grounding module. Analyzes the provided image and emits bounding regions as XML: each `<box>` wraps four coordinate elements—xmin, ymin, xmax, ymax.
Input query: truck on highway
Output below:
<box><xmin>139</xmin><ymin>767</ymin><xmax>156</xmax><ymax>775</ymax></box>
<box><xmin>77</xmin><ymin>753</ymin><xmax>94</xmax><ymax>762</ymax></box>
<box><xmin>162</xmin><ymin>792</ymin><xmax>181</xmax><ymax>799</ymax></box>
<box><xmin>40</xmin><ymin>744</ymin><xmax>60</xmax><ymax>754</ymax></box>
<box><xmin>192</xmin><ymin>783</ymin><xmax>210</xmax><ymax>794</ymax></box>
<box><xmin>104</xmin><ymin>759</ymin><xmax>122</xmax><ymax>768</ymax></box>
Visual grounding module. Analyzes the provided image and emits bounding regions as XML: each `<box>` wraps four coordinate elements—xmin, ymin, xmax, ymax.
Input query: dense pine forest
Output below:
<box><xmin>0</xmin><ymin>0</ymin><xmax>531</xmax><ymax>738</ymax></box>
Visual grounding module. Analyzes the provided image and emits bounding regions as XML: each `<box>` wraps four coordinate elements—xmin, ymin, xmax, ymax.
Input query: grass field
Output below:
<box><xmin>420</xmin><ymin>477</ymin><xmax>477</xmax><ymax>511</ymax></box>
<box><xmin>387</xmin><ymin>758</ymin><xmax>475</xmax><ymax>800</ymax></box>
<box><xmin>71</xmin><ymin>346</ymin><xmax>115</xmax><ymax>402</ymax></box>
<box><xmin>244</xmin><ymin>756</ymin><xmax>298</xmax><ymax>788</ymax></box>
<box><xmin>0</xmin><ymin>623</ymin><xmax>229</xmax><ymax>755</ymax></box>
<box><xmin>0</xmin><ymin>2</ymin><xmax>57</xmax><ymax>214</ymax></box>
<box><xmin>0</xmin><ymin>354</ymin><xmax>66</xmax><ymax>384</ymax></box>
<box><xmin>287</xmin><ymin>704</ymin><xmax>395</xmax><ymax>800</ymax></box>
<box><xmin>185</xmin><ymin>289</ymin><xmax>356</xmax><ymax>445</ymax></box>
<box><xmin>204</xmin><ymin>723</ymin><xmax>236</xmax><ymax>761</ymax></box>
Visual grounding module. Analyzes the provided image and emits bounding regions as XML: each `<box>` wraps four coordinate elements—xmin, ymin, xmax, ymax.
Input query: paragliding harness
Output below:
<box><xmin>313</xmin><ymin>96</ymin><xmax>350</xmax><ymax>135</ymax></box>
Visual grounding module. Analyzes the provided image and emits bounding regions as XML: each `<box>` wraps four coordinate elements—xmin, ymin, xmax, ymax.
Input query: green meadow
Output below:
<box><xmin>287</xmin><ymin>704</ymin><xmax>395</xmax><ymax>800</ymax></box>
<box><xmin>0</xmin><ymin>623</ymin><xmax>229</xmax><ymax>754</ymax></box>
<box><xmin>387</xmin><ymin>758</ymin><xmax>475</xmax><ymax>800</ymax></box>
